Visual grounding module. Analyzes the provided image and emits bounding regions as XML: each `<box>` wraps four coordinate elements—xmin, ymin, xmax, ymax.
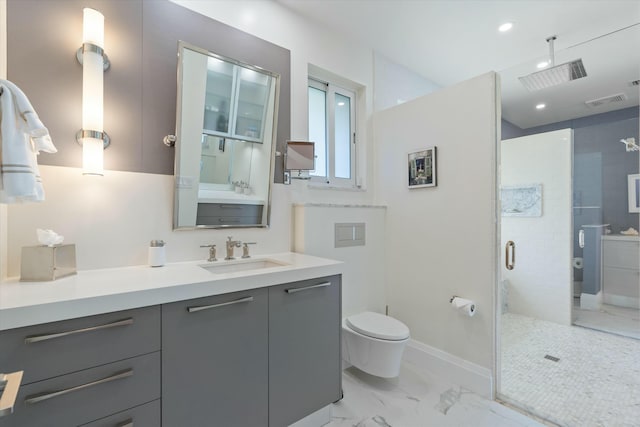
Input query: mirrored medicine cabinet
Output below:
<box><xmin>173</xmin><ymin>41</ymin><xmax>280</xmax><ymax>229</ymax></box>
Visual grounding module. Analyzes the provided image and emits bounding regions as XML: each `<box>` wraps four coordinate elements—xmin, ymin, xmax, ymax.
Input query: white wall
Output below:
<box><xmin>293</xmin><ymin>205</ymin><xmax>387</xmax><ymax>317</ymax></box>
<box><xmin>374</xmin><ymin>72</ymin><xmax>498</xmax><ymax>370</ymax></box>
<box><xmin>501</xmin><ymin>129</ymin><xmax>573</xmax><ymax>325</ymax></box>
<box><xmin>373</xmin><ymin>52</ymin><xmax>441</xmax><ymax>112</ymax></box>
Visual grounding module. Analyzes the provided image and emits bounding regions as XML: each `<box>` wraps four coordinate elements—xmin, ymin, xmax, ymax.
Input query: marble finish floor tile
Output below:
<box><xmin>500</xmin><ymin>313</ymin><xmax>640</xmax><ymax>427</ymax></box>
<box><xmin>573</xmin><ymin>304</ymin><xmax>640</xmax><ymax>340</ymax></box>
<box><xmin>327</xmin><ymin>363</ymin><xmax>545</xmax><ymax>427</ymax></box>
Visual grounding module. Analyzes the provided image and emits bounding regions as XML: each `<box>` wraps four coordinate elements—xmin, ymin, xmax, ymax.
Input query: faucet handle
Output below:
<box><xmin>241</xmin><ymin>242</ymin><xmax>256</xmax><ymax>259</ymax></box>
<box><xmin>200</xmin><ymin>244</ymin><xmax>217</xmax><ymax>262</ymax></box>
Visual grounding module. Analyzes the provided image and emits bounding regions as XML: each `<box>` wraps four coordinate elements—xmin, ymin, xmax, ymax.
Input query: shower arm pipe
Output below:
<box><xmin>546</xmin><ymin>35</ymin><xmax>557</xmax><ymax>67</ymax></box>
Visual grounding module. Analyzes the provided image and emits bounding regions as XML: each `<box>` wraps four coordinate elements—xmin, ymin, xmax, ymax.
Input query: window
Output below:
<box><xmin>308</xmin><ymin>77</ymin><xmax>356</xmax><ymax>187</ymax></box>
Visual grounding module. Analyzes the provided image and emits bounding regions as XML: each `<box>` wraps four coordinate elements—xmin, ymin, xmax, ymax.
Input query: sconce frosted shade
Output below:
<box><xmin>77</xmin><ymin>8</ymin><xmax>109</xmax><ymax>176</ymax></box>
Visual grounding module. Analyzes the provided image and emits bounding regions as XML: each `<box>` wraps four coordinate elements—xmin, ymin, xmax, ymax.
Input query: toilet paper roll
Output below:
<box><xmin>450</xmin><ymin>297</ymin><xmax>476</xmax><ymax>317</ymax></box>
<box><xmin>572</xmin><ymin>257</ymin><xmax>583</xmax><ymax>269</ymax></box>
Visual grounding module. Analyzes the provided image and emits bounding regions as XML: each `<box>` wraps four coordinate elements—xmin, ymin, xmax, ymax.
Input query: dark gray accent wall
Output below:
<box><xmin>7</xmin><ymin>0</ymin><xmax>290</xmax><ymax>181</ymax></box>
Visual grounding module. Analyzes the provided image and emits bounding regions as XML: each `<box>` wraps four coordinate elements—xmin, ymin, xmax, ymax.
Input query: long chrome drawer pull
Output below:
<box><xmin>285</xmin><ymin>282</ymin><xmax>331</xmax><ymax>294</ymax></box>
<box><xmin>25</xmin><ymin>318</ymin><xmax>134</xmax><ymax>344</ymax></box>
<box><xmin>187</xmin><ymin>296</ymin><xmax>254</xmax><ymax>313</ymax></box>
<box><xmin>24</xmin><ymin>369</ymin><xmax>133</xmax><ymax>405</ymax></box>
<box><xmin>116</xmin><ymin>419</ymin><xmax>133</xmax><ymax>427</ymax></box>
<box><xmin>0</xmin><ymin>371</ymin><xmax>23</xmax><ymax>417</ymax></box>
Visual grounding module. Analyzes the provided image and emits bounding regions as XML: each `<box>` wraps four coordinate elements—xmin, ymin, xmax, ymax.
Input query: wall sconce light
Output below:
<box><xmin>76</xmin><ymin>8</ymin><xmax>110</xmax><ymax>175</ymax></box>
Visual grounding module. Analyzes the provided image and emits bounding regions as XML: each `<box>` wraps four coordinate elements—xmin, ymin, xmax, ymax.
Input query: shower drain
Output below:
<box><xmin>544</xmin><ymin>354</ymin><xmax>560</xmax><ymax>362</ymax></box>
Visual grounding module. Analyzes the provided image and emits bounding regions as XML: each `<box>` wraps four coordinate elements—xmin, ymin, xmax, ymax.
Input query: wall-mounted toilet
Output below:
<box><xmin>342</xmin><ymin>311</ymin><xmax>410</xmax><ymax>378</ymax></box>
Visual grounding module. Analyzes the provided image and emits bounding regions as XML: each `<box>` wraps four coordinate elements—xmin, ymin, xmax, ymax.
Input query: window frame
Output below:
<box><xmin>308</xmin><ymin>76</ymin><xmax>357</xmax><ymax>188</ymax></box>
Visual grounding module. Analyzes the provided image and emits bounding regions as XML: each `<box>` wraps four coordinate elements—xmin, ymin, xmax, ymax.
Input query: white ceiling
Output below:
<box><xmin>276</xmin><ymin>0</ymin><xmax>640</xmax><ymax>129</ymax></box>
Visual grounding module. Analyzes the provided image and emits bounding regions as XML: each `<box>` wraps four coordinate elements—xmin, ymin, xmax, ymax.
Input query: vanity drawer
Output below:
<box><xmin>0</xmin><ymin>305</ymin><xmax>160</xmax><ymax>385</ymax></box>
<box><xmin>0</xmin><ymin>352</ymin><xmax>160</xmax><ymax>427</ymax></box>
<box><xmin>80</xmin><ymin>399</ymin><xmax>160</xmax><ymax>427</ymax></box>
<box><xmin>196</xmin><ymin>202</ymin><xmax>263</xmax><ymax>226</ymax></box>
<box><xmin>602</xmin><ymin>240</ymin><xmax>639</xmax><ymax>269</ymax></box>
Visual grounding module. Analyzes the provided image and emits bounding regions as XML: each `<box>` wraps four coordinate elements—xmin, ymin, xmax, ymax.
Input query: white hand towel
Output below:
<box><xmin>0</xmin><ymin>80</ymin><xmax>57</xmax><ymax>203</ymax></box>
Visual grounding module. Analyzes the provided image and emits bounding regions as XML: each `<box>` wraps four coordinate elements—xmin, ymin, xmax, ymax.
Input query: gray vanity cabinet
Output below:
<box><xmin>0</xmin><ymin>352</ymin><xmax>160</xmax><ymax>427</ymax></box>
<box><xmin>0</xmin><ymin>306</ymin><xmax>161</xmax><ymax>427</ymax></box>
<box><xmin>161</xmin><ymin>288</ymin><xmax>269</xmax><ymax>427</ymax></box>
<box><xmin>268</xmin><ymin>275</ymin><xmax>342</xmax><ymax>427</ymax></box>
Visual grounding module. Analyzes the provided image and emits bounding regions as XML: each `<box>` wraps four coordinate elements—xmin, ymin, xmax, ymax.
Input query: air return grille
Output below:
<box><xmin>519</xmin><ymin>59</ymin><xmax>587</xmax><ymax>92</ymax></box>
<box><xmin>585</xmin><ymin>93</ymin><xmax>628</xmax><ymax>108</ymax></box>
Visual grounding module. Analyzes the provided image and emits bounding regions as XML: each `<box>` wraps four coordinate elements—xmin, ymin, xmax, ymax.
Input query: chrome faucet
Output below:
<box><xmin>225</xmin><ymin>236</ymin><xmax>242</xmax><ymax>260</ymax></box>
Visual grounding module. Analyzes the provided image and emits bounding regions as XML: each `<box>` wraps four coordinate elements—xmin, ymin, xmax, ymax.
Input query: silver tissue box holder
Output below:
<box><xmin>20</xmin><ymin>244</ymin><xmax>77</xmax><ymax>282</ymax></box>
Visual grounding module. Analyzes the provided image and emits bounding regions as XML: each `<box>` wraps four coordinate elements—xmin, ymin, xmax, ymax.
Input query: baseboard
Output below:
<box><xmin>289</xmin><ymin>405</ymin><xmax>332</xmax><ymax>427</ymax></box>
<box><xmin>580</xmin><ymin>291</ymin><xmax>603</xmax><ymax>310</ymax></box>
<box><xmin>403</xmin><ymin>339</ymin><xmax>493</xmax><ymax>399</ymax></box>
<box><xmin>603</xmin><ymin>293</ymin><xmax>639</xmax><ymax>309</ymax></box>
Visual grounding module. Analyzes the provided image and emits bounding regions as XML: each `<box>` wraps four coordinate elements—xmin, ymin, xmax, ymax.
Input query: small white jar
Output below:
<box><xmin>148</xmin><ymin>240</ymin><xmax>166</xmax><ymax>267</ymax></box>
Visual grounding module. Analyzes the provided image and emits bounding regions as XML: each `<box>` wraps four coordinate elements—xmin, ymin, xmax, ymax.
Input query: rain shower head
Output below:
<box><xmin>518</xmin><ymin>36</ymin><xmax>588</xmax><ymax>91</ymax></box>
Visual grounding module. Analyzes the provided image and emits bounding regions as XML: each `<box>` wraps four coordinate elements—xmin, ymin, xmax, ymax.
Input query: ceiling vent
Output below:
<box><xmin>585</xmin><ymin>93</ymin><xmax>628</xmax><ymax>108</ymax></box>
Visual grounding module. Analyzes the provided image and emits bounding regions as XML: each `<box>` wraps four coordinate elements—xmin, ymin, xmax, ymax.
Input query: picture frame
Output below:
<box><xmin>408</xmin><ymin>147</ymin><xmax>437</xmax><ymax>188</ymax></box>
<box><xmin>628</xmin><ymin>174</ymin><xmax>640</xmax><ymax>213</ymax></box>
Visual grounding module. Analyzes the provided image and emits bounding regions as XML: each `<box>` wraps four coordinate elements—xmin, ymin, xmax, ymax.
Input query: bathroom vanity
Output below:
<box><xmin>602</xmin><ymin>235</ymin><xmax>640</xmax><ymax>308</ymax></box>
<box><xmin>0</xmin><ymin>253</ymin><xmax>342</xmax><ymax>427</ymax></box>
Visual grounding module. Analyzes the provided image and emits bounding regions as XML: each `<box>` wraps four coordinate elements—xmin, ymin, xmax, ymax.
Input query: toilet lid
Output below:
<box><xmin>346</xmin><ymin>312</ymin><xmax>410</xmax><ymax>341</ymax></box>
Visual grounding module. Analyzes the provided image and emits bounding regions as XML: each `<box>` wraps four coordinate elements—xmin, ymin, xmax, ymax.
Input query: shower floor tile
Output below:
<box><xmin>500</xmin><ymin>313</ymin><xmax>640</xmax><ymax>427</ymax></box>
<box><xmin>327</xmin><ymin>363</ymin><xmax>544</xmax><ymax>427</ymax></box>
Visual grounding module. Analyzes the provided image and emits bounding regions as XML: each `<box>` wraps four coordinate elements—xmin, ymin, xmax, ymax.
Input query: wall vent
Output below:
<box><xmin>585</xmin><ymin>93</ymin><xmax>627</xmax><ymax>108</ymax></box>
<box><xmin>629</xmin><ymin>79</ymin><xmax>640</xmax><ymax>87</ymax></box>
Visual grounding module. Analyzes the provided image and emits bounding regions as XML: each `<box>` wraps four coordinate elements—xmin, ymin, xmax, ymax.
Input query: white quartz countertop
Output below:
<box><xmin>0</xmin><ymin>252</ymin><xmax>342</xmax><ymax>331</ymax></box>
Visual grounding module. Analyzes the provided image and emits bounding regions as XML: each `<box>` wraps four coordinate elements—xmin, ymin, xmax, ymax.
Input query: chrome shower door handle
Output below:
<box><xmin>579</xmin><ymin>229</ymin><xmax>585</xmax><ymax>249</ymax></box>
<box><xmin>505</xmin><ymin>241</ymin><xmax>515</xmax><ymax>271</ymax></box>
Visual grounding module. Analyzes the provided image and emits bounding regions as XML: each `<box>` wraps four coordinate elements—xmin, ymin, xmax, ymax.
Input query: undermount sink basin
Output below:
<box><xmin>199</xmin><ymin>258</ymin><xmax>290</xmax><ymax>274</ymax></box>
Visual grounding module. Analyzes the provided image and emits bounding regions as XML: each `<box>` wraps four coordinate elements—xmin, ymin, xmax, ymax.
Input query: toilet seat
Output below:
<box><xmin>345</xmin><ymin>311</ymin><xmax>409</xmax><ymax>341</ymax></box>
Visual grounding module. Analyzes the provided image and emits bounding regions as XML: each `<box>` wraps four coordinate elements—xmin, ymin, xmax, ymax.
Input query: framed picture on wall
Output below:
<box><xmin>628</xmin><ymin>174</ymin><xmax>640</xmax><ymax>213</ymax></box>
<box><xmin>408</xmin><ymin>147</ymin><xmax>437</xmax><ymax>188</ymax></box>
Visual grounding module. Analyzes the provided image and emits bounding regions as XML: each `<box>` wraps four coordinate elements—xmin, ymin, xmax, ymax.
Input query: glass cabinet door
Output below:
<box><xmin>232</xmin><ymin>66</ymin><xmax>272</xmax><ymax>143</ymax></box>
<box><xmin>203</xmin><ymin>56</ymin><xmax>235</xmax><ymax>136</ymax></box>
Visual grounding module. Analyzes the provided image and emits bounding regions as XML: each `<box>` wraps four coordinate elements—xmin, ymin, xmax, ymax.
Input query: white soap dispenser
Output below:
<box><xmin>148</xmin><ymin>240</ymin><xmax>166</xmax><ymax>267</ymax></box>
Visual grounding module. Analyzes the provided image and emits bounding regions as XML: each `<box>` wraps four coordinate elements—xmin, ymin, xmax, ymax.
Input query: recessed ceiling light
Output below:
<box><xmin>498</xmin><ymin>22</ymin><xmax>513</xmax><ymax>32</ymax></box>
<box><xmin>537</xmin><ymin>61</ymin><xmax>549</xmax><ymax>69</ymax></box>
<box><xmin>536</xmin><ymin>103</ymin><xmax>546</xmax><ymax>110</ymax></box>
